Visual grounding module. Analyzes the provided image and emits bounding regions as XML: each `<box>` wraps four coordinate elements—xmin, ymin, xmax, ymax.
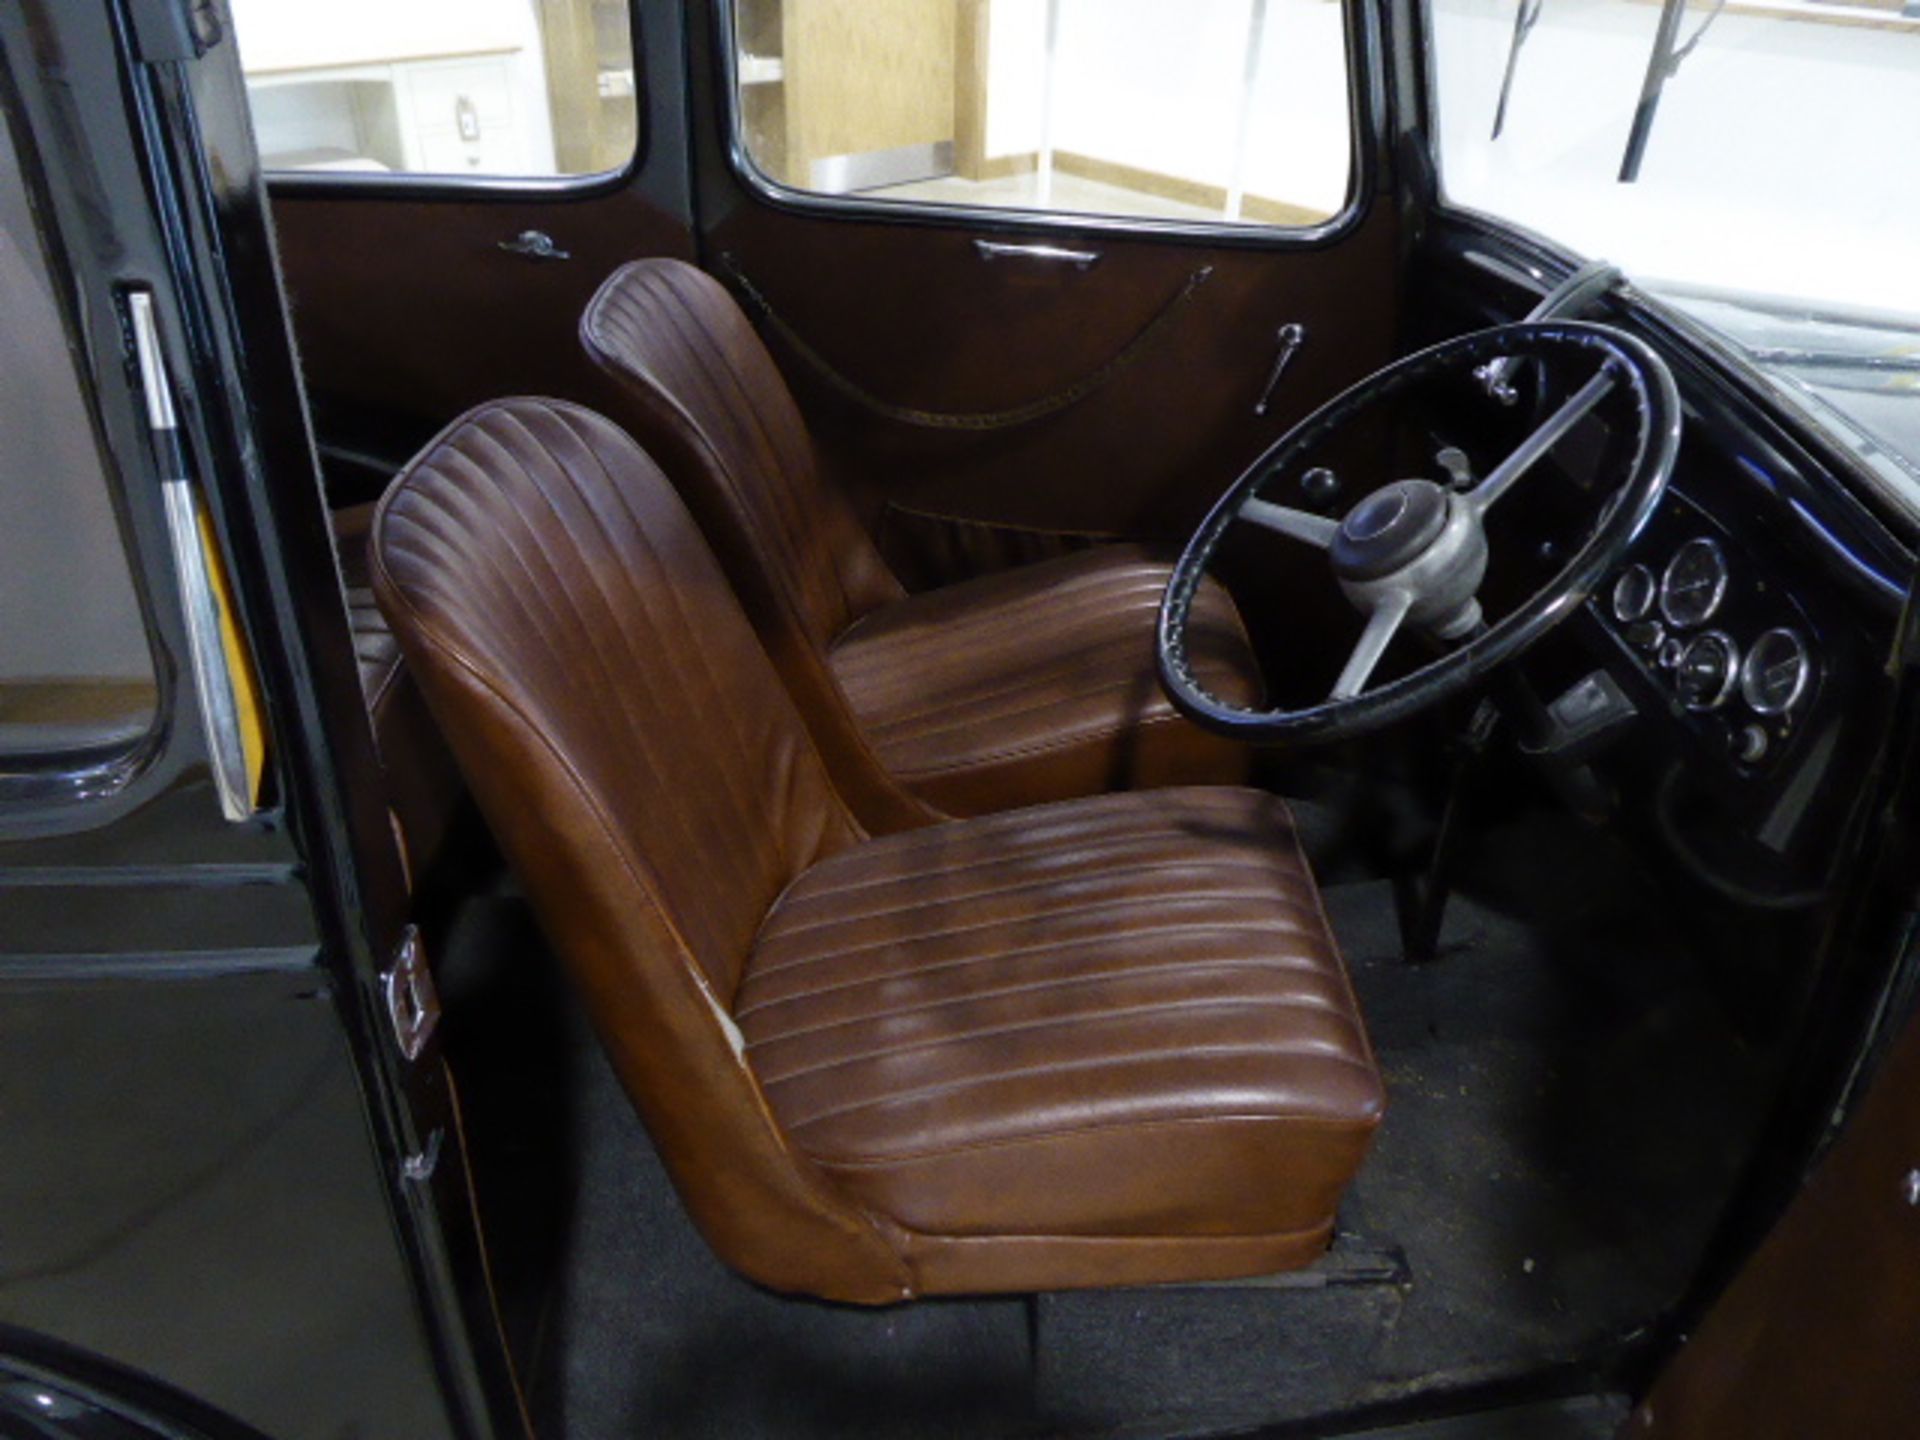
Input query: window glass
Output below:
<box><xmin>734</xmin><ymin>0</ymin><xmax>1353</xmax><ymax>228</ymax></box>
<box><xmin>0</xmin><ymin>122</ymin><xmax>158</xmax><ymax>765</ymax></box>
<box><xmin>229</xmin><ymin>0</ymin><xmax>638</xmax><ymax>179</ymax></box>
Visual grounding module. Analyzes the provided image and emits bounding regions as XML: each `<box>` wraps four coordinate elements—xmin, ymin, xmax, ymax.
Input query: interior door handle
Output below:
<box><xmin>972</xmin><ymin>239</ymin><xmax>1100</xmax><ymax>270</ymax></box>
<box><xmin>498</xmin><ymin>229</ymin><xmax>571</xmax><ymax>262</ymax></box>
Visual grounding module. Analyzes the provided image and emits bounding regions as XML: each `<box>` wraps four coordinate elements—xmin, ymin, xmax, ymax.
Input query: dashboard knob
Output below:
<box><xmin>1300</xmin><ymin>467</ymin><xmax>1342</xmax><ymax>506</ymax></box>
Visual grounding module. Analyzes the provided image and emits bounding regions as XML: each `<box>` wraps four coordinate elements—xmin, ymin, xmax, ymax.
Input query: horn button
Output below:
<box><xmin>1330</xmin><ymin>479</ymin><xmax>1451</xmax><ymax>582</ymax></box>
<box><xmin>1331</xmin><ymin>477</ymin><xmax>1490</xmax><ymax>643</ymax></box>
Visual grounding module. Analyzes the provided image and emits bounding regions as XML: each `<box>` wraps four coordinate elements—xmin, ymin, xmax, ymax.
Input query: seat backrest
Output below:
<box><xmin>580</xmin><ymin>259</ymin><xmax>934</xmax><ymax>833</ymax></box>
<box><xmin>372</xmin><ymin>398</ymin><xmax>913</xmax><ymax>1300</ymax></box>
<box><xmin>581</xmin><ymin>257</ymin><xmax>902</xmax><ymax>646</ymax></box>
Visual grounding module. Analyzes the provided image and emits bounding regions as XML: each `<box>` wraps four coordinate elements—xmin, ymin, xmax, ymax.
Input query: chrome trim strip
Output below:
<box><xmin>972</xmin><ymin>239</ymin><xmax>1101</xmax><ymax>269</ymax></box>
<box><xmin>127</xmin><ymin>292</ymin><xmax>255</xmax><ymax>823</ymax></box>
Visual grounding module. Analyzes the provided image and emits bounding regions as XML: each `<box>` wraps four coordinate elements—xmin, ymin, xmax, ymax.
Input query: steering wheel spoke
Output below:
<box><xmin>1239</xmin><ymin>497</ymin><xmax>1338</xmax><ymax>550</ymax></box>
<box><xmin>1465</xmin><ymin>365</ymin><xmax>1618</xmax><ymax>514</ymax></box>
<box><xmin>1331</xmin><ymin>591</ymin><xmax>1413</xmax><ymax>701</ymax></box>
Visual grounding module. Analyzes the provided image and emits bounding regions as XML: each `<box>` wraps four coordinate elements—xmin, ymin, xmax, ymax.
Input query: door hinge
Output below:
<box><xmin>382</xmin><ymin>926</ymin><xmax>440</xmax><ymax>1063</ymax></box>
<box><xmin>128</xmin><ymin>0</ymin><xmax>224</xmax><ymax>63</ymax></box>
<box><xmin>402</xmin><ymin>1129</ymin><xmax>445</xmax><ymax>1185</ymax></box>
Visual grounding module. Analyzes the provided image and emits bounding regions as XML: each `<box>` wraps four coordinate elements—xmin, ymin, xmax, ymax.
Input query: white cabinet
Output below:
<box><xmin>232</xmin><ymin>0</ymin><xmax>555</xmax><ymax>177</ymax></box>
<box><xmin>398</xmin><ymin>56</ymin><xmax>532</xmax><ymax>174</ymax></box>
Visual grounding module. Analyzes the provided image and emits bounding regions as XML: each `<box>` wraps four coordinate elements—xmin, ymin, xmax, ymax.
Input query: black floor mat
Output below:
<box><xmin>1327</xmin><ymin>868</ymin><xmax>1774</xmax><ymax>1398</ymax></box>
<box><xmin>491</xmin><ymin>814</ymin><xmax>1777</xmax><ymax>1439</ymax></box>
<box><xmin>530</xmin><ymin>1015</ymin><xmax>1039</xmax><ymax>1440</ymax></box>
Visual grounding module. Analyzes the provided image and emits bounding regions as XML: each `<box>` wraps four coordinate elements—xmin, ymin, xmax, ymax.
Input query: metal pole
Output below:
<box><xmin>1225</xmin><ymin>0</ymin><xmax>1271</xmax><ymax>221</ymax></box>
<box><xmin>1037</xmin><ymin>0</ymin><xmax>1063</xmax><ymax>207</ymax></box>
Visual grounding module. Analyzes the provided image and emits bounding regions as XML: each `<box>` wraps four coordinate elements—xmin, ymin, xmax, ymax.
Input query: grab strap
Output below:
<box><xmin>719</xmin><ymin>253</ymin><xmax>1213</xmax><ymax>433</ymax></box>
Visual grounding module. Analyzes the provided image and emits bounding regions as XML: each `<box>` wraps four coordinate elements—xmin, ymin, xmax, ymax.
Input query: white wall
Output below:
<box><xmin>982</xmin><ymin>0</ymin><xmax>1354</xmax><ymax>216</ymax></box>
<box><xmin>230</xmin><ymin>0</ymin><xmax>557</xmax><ymax>177</ymax></box>
<box><xmin>1430</xmin><ymin>0</ymin><xmax>1920</xmax><ymax>318</ymax></box>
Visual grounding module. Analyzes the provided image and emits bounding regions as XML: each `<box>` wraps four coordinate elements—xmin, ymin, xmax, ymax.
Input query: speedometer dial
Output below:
<box><xmin>1659</xmin><ymin>538</ymin><xmax>1729</xmax><ymax>629</ymax></box>
<box><xmin>1740</xmin><ymin>628</ymin><xmax>1812</xmax><ymax>715</ymax></box>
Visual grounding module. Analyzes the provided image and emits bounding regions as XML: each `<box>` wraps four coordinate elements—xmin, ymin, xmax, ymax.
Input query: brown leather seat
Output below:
<box><xmin>371</xmin><ymin>397</ymin><xmax>1382</xmax><ymax>1302</ymax></box>
<box><xmin>580</xmin><ymin>257</ymin><xmax>1260</xmax><ymax>828</ymax></box>
<box><xmin>332</xmin><ymin>502</ymin><xmax>462</xmax><ymax>877</ymax></box>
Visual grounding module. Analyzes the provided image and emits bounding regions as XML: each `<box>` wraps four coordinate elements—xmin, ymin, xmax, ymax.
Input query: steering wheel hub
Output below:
<box><xmin>1330</xmin><ymin>478</ymin><xmax>1451</xmax><ymax>582</ymax></box>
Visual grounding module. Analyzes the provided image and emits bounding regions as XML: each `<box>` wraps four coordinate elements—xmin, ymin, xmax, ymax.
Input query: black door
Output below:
<box><xmin>0</xmin><ymin>5</ymin><xmax>513</xmax><ymax>1437</ymax></box>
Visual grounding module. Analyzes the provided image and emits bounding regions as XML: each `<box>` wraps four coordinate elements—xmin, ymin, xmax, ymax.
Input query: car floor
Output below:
<box><xmin>440</xmin><ymin>800</ymin><xmax>1780</xmax><ymax>1440</ymax></box>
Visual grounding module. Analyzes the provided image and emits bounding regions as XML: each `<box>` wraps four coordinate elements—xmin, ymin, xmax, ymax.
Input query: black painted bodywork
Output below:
<box><xmin>1</xmin><ymin>1</ymin><xmax>1917</xmax><ymax>1437</ymax></box>
<box><xmin>0</xmin><ymin>4</ymin><xmax>510</xmax><ymax>1437</ymax></box>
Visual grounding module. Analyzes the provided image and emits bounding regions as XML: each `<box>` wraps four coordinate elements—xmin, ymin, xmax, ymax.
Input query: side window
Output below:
<box><xmin>228</xmin><ymin>0</ymin><xmax>639</xmax><ymax>179</ymax></box>
<box><xmin>733</xmin><ymin>0</ymin><xmax>1354</xmax><ymax>229</ymax></box>
<box><xmin>0</xmin><ymin>120</ymin><xmax>158</xmax><ymax>772</ymax></box>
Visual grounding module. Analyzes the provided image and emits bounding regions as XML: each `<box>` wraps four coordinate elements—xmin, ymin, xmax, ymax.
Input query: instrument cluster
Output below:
<box><xmin>1605</xmin><ymin>533</ymin><xmax>1818</xmax><ymax>768</ymax></box>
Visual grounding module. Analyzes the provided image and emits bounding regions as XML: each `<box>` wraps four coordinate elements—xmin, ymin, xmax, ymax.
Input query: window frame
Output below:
<box><xmin>715</xmin><ymin>0</ymin><xmax>1386</xmax><ymax>250</ymax></box>
<box><xmin>244</xmin><ymin>0</ymin><xmax>651</xmax><ymax>201</ymax></box>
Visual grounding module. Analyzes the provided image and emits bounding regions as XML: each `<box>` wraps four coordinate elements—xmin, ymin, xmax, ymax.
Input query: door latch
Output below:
<box><xmin>498</xmin><ymin>229</ymin><xmax>571</xmax><ymax>262</ymax></box>
<box><xmin>1254</xmin><ymin>322</ymin><xmax>1308</xmax><ymax>417</ymax></box>
<box><xmin>383</xmin><ymin>926</ymin><xmax>439</xmax><ymax>1062</ymax></box>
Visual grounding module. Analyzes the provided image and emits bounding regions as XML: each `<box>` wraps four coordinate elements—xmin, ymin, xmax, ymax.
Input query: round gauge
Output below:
<box><xmin>1675</xmin><ymin>631</ymin><xmax>1740</xmax><ymax>711</ymax></box>
<box><xmin>1740</xmin><ymin>628</ymin><xmax>1812</xmax><ymax>716</ymax></box>
<box><xmin>1611</xmin><ymin>564</ymin><xmax>1657</xmax><ymax>623</ymax></box>
<box><xmin>1659</xmin><ymin>538</ymin><xmax>1730</xmax><ymax>629</ymax></box>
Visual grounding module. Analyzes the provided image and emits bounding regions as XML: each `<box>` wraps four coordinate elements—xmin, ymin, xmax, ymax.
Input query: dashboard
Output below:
<box><xmin>1594</xmin><ymin>490</ymin><xmax>1822</xmax><ymax>777</ymax></box>
<box><xmin>1551</xmin><ymin>409</ymin><xmax>1899</xmax><ymax>886</ymax></box>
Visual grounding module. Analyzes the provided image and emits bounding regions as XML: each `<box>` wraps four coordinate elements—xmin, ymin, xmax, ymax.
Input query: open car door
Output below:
<box><xmin>0</xmin><ymin>4</ymin><xmax>518</xmax><ymax>1436</ymax></box>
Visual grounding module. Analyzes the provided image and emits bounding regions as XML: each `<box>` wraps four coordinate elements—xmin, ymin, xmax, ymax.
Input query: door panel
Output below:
<box><xmin>272</xmin><ymin>186</ymin><xmax>693</xmax><ymax>482</ymax></box>
<box><xmin>258</xmin><ymin>0</ymin><xmax>698</xmax><ymax>494</ymax></box>
<box><xmin>690</xmin><ymin>0</ymin><xmax>1400</xmax><ymax>582</ymax></box>
<box><xmin>1633</xmin><ymin>990</ymin><xmax>1920</xmax><ymax>1438</ymax></box>
<box><xmin>0</xmin><ymin>3</ymin><xmax>512</xmax><ymax>1435</ymax></box>
<box><xmin>710</xmin><ymin>207</ymin><xmax>1399</xmax><ymax>545</ymax></box>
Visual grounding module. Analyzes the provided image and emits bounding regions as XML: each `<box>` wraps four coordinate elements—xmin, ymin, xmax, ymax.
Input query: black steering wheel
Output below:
<box><xmin>1158</xmin><ymin>321</ymin><xmax>1682</xmax><ymax>744</ymax></box>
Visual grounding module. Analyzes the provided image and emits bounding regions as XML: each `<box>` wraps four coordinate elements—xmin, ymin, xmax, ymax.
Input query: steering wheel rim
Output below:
<box><xmin>1158</xmin><ymin>321</ymin><xmax>1682</xmax><ymax>745</ymax></box>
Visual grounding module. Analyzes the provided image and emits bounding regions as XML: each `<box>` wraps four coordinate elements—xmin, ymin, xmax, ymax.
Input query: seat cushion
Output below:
<box><xmin>333</xmin><ymin>502</ymin><xmax>463</xmax><ymax>877</ymax></box>
<box><xmin>827</xmin><ymin>545</ymin><xmax>1263</xmax><ymax>818</ymax></box>
<box><xmin>737</xmin><ymin>787</ymin><xmax>1383</xmax><ymax>1293</ymax></box>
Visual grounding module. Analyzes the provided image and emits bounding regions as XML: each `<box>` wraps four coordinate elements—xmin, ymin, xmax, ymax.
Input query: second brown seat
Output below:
<box><xmin>580</xmin><ymin>257</ymin><xmax>1260</xmax><ymax>828</ymax></box>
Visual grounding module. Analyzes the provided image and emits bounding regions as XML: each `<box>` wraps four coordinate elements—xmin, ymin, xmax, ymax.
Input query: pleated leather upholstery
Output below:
<box><xmin>581</xmin><ymin>258</ymin><xmax>929</xmax><ymax>833</ymax></box>
<box><xmin>372</xmin><ymin>399</ymin><xmax>855</xmax><ymax>999</ymax></box>
<box><xmin>738</xmin><ymin>788</ymin><xmax>1383</xmax><ymax>1284</ymax></box>
<box><xmin>830</xmin><ymin>545</ymin><xmax>1260</xmax><ymax>817</ymax></box>
<box><xmin>579</xmin><ymin>255</ymin><xmax>902</xmax><ymax>653</ymax></box>
<box><xmin>373</xmin><ymin>397</ymin><xmax>1381</xmax><ymax>1301</ymax></box>
<box><xmin>582</xmin><ymin>257</ymin><xmax>1260</xmax><ymax>826</ymax></box>
<box><xmin>373</xmin><ymin>400</ymin><xmax>918</xmax><ymax>1302</ymax></box>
